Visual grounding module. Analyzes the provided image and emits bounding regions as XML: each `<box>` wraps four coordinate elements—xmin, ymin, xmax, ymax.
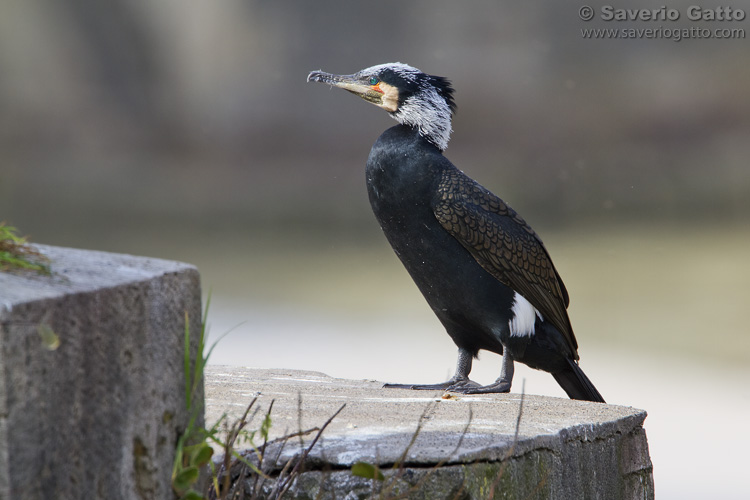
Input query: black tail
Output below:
<box><xmin>552</xmin><ymin>359</ymin><xmax>605</xmax><ymax>403</ymax></box>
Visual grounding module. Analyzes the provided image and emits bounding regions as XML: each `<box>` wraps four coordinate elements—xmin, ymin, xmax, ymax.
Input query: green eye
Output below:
<box><xmin>369</xmin><ymin>77</ymin><xmax>379</xmax><ymax>85</ymax></box>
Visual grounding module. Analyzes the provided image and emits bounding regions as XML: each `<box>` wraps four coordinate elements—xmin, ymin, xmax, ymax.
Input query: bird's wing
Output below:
<box><xmin>433</xmin><ymin>168</ymin><xmax>578</xmax><ymax>355</ymax></box>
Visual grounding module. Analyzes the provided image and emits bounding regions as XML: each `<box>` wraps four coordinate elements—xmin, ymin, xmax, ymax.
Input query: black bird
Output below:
<box><xmin>307</xmin><ymin>63</ymin><xmax>604</xmax><ymax>403</ymax></box>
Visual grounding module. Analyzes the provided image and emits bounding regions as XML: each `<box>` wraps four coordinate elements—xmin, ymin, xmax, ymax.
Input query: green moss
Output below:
<box><xmin>0</xmin><ymin>222</ymin><xmax>50</xmax><ymax>274</ymax></box>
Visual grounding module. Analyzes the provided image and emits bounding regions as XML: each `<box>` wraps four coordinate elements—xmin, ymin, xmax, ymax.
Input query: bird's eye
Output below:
<box><xmin>369</xmin><ymin>77</ymin><xmax>379</xmax><ymax>85</ymax></box>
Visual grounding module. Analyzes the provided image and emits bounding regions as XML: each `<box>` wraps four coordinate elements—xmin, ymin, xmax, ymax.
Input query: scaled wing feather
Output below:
<box><xmin>433</xmin><ymin>169</ymin><xmax>578</xmax><ymax>356</ymax></box>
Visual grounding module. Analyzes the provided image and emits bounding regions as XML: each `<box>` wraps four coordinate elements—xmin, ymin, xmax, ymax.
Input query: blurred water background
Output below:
<box><xmin>1</xmin><ymin>1</ymin><xmax>749</xmax><ymax>498</ymax></box>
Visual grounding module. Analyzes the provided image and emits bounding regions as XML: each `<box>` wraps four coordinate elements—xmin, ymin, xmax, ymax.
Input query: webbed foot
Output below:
<box><xmin>383</xmin><ymin>378</ymin><xmax>481</xmax><ymax>391</ymax></box>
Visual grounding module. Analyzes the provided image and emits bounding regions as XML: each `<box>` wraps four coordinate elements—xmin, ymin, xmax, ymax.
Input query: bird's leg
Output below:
<box><xmin>383</xmin><ymin>347</ymin><xmax>481</xmax><ymax>391</ymax></box>
<box><xmin>450</xmin><ymin>346</ymin><xmax>514</xmax><ymax>394</ymax></box>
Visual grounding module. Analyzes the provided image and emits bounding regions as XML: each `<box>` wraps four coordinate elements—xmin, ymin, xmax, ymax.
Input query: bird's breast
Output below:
<box><xmin>366</xmin><ymin>134</ymin><xmax>440</xmax><ymax>212</ymax></box>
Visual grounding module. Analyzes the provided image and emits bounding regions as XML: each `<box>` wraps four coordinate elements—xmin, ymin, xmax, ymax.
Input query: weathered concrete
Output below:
<box><xmin>0</xmin><ymin>245</ymin><xmax>203</xmax><ymax>500</ymax></box>
<box><xmin>205</xmin><ymin>367</ymin><xmax>654</xmax><ymax>499</ymax></box>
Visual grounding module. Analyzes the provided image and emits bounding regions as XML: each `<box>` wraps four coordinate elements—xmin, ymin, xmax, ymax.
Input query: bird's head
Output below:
<box><xmin>307</xmin><ymin>62</ymin><xmax>456</xmax><ymax>151</ymax></box>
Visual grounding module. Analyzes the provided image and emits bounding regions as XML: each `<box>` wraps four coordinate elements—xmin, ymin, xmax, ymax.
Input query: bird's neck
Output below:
<box><xmin>376</xmin><ymin>125</ymin><xmax>443</xmax><ymax>158</ymax></box>
<box><xmin>390</xmin><ymin>95</ymin><xmax>453</xmax><ymax>151</ymax></box>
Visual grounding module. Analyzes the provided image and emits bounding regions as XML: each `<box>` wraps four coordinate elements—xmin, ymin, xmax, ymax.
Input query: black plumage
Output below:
<box><xmin>308</xmin><ymin>63</ymin><xmax>604</xmax><ymax>402</ymax></box>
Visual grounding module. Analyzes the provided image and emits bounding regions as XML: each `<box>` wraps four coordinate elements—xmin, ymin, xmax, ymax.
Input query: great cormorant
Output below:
<box><xmin>307</xmin><ymin>63</ymin><xmax>604</xmax><ymax>403</ymax></box>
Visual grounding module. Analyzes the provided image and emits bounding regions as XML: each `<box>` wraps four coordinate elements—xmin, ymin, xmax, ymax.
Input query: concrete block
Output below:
<box><xmin>0</xmin><ymin>245</ymin><xmax>203</xmax><ymax>500</ymax></box>
<box><xmin>205</xmin><ymin>367</ymin><xmax>654</xmax><ymax>499</ymax></box>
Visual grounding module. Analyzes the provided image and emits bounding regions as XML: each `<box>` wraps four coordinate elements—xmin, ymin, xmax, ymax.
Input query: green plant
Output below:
<box><xmin>172</xmin><ymin>296</ymin><xmax>217</xmax><ymax>500</ymax></box>
<box><xmin>171</xmin><ymin>296</ymin><xmax>338</xmax><ymax>500</ymax></box>
<box><xmin>0</xmin><ymin>222</ymin><xmax>50</xmax><ymax>274</ymax></box>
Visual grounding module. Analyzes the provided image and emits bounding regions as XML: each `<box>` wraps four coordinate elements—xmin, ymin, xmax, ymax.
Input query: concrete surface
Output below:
<box><xmin>0</xmin><ymin>245</ymin><xmax>203</xmax><ymax>500</ymax></box>
<box><xmin>205</xmin><ymin>366</ymin><xmax>654</xmax><ymax>499</ymax></box>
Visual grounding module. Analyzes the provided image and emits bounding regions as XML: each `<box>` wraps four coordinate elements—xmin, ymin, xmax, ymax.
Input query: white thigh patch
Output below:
<box><xmin>508</xmin><ymin>292</ymin><xmax>543</xmax><ymax>337</ymax></box>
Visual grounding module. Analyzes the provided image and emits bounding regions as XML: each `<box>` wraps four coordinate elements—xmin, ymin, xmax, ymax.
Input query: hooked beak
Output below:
<box><xmin>307</xmin><ymin>70</ymin><xmax>384</xmax><ymax>106</ymax></box>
